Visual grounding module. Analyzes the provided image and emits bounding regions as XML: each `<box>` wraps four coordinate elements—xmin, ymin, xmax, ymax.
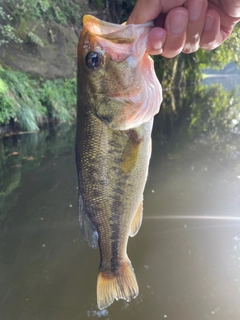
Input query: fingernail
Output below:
<box><xmin>149</xmin><ymin>28</ymin><xmax>166</xmax><ymax>51</ymax></box>
<box><xmin>169</xmin><ymin>10</ymin><xmax>188</xmax><ymax>34</ymax></box>
<box><xmin>152</xmin><ymin>39</ymin><xmax>163</xmax><ymax>51</ymax></box>
<box><xmin>189</xmin><ymin>0</ymin><xmax>203</xmax><ymax>20</ymax></box>
<box><xmin>204</xmin><ymin>14</ymin><xmax>214</xmax><ymax>30</ymax></box>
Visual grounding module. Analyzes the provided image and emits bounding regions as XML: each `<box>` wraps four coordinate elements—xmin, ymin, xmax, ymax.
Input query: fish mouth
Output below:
<box><xmin>83</xmin><ymin>15</ymin><xmax>125</xmax><ymax>36</ymax></box>
<box><xmin>82</xmin><ymin>14</ymin><xmax>153</xmax><ymax>40</ymax></box>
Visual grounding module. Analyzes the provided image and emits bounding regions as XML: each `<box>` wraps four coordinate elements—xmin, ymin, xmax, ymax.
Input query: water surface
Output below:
<box><xmin>1</xmin><ymin>78</ymin><xmax>240</xmax><ymax>320</ymax></box>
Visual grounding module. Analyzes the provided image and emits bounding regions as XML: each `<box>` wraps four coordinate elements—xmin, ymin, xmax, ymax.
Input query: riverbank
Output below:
<box><xmin>0</xmin><ymin>0</ymin><xmax>91</xmax><ymax>134</ymax></box>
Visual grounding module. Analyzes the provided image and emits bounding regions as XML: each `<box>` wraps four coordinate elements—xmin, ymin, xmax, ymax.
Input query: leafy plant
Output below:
<box><xmin>0</xmin><ymin>65</ymin><xmax>76</xmax><ymax>131</ymax></box>
<box><xmin>38</xmin><ymin>78</ymin><xmax>76</xmax><ymax>122</ymax></box>
<box><xmin>0</xmin><ymin>0</ymin><xmax>83</xmax><ymax>47</ymax></box>
<box><xmin>27</xmin><ymin>31</ymin><xmax>45</xmax><ymax>47</ymax></box>
<box><xmin>0</xmin><ymin>6</ymin><xmax>22</xmax><ymax>45</ymax></box>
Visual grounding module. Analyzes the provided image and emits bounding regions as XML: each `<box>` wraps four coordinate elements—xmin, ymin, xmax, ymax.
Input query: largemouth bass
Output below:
<box><xmin>76</xmin><ymin>15</ymin><xmax>162</xmax><ymax>310</ymax></box>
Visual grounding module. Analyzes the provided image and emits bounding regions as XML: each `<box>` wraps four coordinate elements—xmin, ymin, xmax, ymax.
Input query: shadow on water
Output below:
<box><xmin>0</xmin><ymin>75</ymin><xmax>240</xmax><ymax>319</ymax></box>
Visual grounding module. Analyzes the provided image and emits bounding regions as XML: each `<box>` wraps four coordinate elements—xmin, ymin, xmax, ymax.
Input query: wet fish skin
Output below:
<box><xmin>76</xmin><ymin>15</ymin><xmax>162</xmax><ymax>310</ymax></box>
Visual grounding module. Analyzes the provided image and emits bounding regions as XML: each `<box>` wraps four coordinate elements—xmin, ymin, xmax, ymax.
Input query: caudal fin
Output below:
<box><xmin>97</xmin><ymin>260</ymin><xmax>139</xmax><ymax>310</ymax></box>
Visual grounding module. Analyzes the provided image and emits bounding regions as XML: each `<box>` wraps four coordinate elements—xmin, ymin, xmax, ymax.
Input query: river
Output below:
<box><xmin>0</xmin><ymin>75</ymin><xmax>240</xmax><ymax>320</ymax></box>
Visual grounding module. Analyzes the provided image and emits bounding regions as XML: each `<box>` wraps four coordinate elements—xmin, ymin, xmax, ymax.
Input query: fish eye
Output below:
<box><xmin>85</xmin><ymin>51</ymin><xmax>102</xmax><ymax>70</ymax></box>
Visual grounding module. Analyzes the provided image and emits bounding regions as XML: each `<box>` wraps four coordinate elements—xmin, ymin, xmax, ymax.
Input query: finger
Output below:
<box><xmin>182</xmin><ymin>0</ymin><xmax>208</xmax><ymax>53</ymax></box>
<box><xmin>207</xmin><ymin>1</ymin><xmax>240</xmax><ymax>34</ymax></box>
<box><xmin>161</xmin><ymin>7</ymin><xmax>189</xmax><ymax>58</ymax></box>
<box><xmin>127</xmin><ymin>0</ymin><xmax>187</xmax><ymax>24</ymax></box>
<box><xmin>146</xmin><ymin>27</ymin><xmax>167</xmax><ymax>55</ymax></box>
<box><xmin>220</xmin><ymin>0</ymin><xmax>240</xmax><ymax>18</ymax></box>
<box><xmin>200</xmin><ymin>9</ymin><xmax>226</xmax><ymax>50</ymax></box>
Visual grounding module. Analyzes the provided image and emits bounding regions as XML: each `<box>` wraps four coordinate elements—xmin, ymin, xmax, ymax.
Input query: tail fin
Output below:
<box><xmin>97</xmin><ymin>260</ymin><xmax>139</xmax><ymax>310</ymax></box>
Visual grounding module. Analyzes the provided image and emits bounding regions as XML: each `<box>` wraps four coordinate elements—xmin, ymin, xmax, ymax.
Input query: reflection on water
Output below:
<box><xmin>203</xmin><ymin>75</ymin><xmax>240</xmax><ymax>93</ymax></box>
<box><xmin>145</xmin><ymin>215</ymin><xmax>240</xmax><ymax>221</ymax></box>
<box><xmin>1</xmin><ymin>79</ymin><xmax>240</xmax><ymax>320</ymax></box>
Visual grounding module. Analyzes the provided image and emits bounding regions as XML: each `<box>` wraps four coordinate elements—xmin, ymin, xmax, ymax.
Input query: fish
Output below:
<box><xmin>76</xmin><ymin>14</ymin><xmax>162</xmax><ymax>310</ymax></box>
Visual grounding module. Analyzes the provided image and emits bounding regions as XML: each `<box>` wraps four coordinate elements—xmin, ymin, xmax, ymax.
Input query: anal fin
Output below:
<box><xmin>78</xmin><ymin>193</ymin><xmax>98</xmax><ymax>249</ymax></box>
<box><xmin>129</xmin><ymin>200</ymin><xmax>143</xmax><ymax>237</ymax></box>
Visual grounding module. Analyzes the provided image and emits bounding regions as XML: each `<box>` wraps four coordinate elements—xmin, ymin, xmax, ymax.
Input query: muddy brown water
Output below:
<box><xmin>1</xmin><ymin>77</ymin><xmax>240</xmax><ymax>320</ymax></box>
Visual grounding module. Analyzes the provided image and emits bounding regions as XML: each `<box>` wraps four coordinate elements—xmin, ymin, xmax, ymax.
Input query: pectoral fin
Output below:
<box><xmin>129</xmin><ymin>200</ymin><xmax>143</xmax><ymax>237</ymax></box>
<box><xmin>119</xmin><ymin>130</ymin><xmax>142</xmax><ymax>173</ymax></box>
<box><xmin>78</xmin><ymin>194</ymin><xmax>98</xmax><ymax>249</ymax></box>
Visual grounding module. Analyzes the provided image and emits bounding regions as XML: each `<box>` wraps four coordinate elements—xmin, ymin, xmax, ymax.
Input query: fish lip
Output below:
<box><xmin>83</xmin><ymin>15</ymin><xmax>125</xmax><ymax>36</ymax></box>
<box><xmin>82</xmin><ymin>14</ymin><xmax>153</xmax><ymax>37</ymax></box>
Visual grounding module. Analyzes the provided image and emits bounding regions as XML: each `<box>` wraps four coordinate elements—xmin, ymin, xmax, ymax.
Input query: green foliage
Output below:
<box><xmin>27</xmin><ymin>31</ymin><xmax>45</xmax><ymax>47</ymax></box>
<box><xmin>38</xmin><ymin>78</ymin><xmax>76</xmax><ymax>122</ymax></box>
<box><xmin>0</xmin><ymin>0</ymin><xmax>83</xmax><ymax>46</ymax></box>
<box><xmin>0</xmin><ymin>66</ymin><xmax>45</xmax><ymax>130</ymax></box>
<box><xmin>155</xmin><ymin>53</ymin><xmax>201</xmax><ymax>88</ymax></box>
<box><xmin>153</xmin><ymin>75</ymin><xmax>240</xmax><ymax>143</ymax></box>
<box><xmin>189</xmin><ymin>84</ymin><xmax>240</xmax><ymax>137</ymax></box>
<box><xmin>0</xmin><ymin>74</ymin><xmax>18</xmax><ymax>125</ymax></box>
<box><xmin>196</xmin><ymin>24</ymin><xmax>240</xmax><ymax>69</ymax></box>
<box><xmin>0</xmin><ymin>66</ymin><xmax>76</xmax><ymax>131</ymax></box>
<box><xmin>0</xmin><ymin>6</ymin><xmax>22</xmax><ymax>45</ymax></box>
<box><xmin>4</xmin><ymin>0</ymin><xmax>83</xmax><ymax>26</ymax></box>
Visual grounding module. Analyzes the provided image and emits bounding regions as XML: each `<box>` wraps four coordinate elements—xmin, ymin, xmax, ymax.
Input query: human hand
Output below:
<box><xmin>127</xmin><ymin>0</ymin><xmax>240</xmax><ymax>57</ymax></box>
